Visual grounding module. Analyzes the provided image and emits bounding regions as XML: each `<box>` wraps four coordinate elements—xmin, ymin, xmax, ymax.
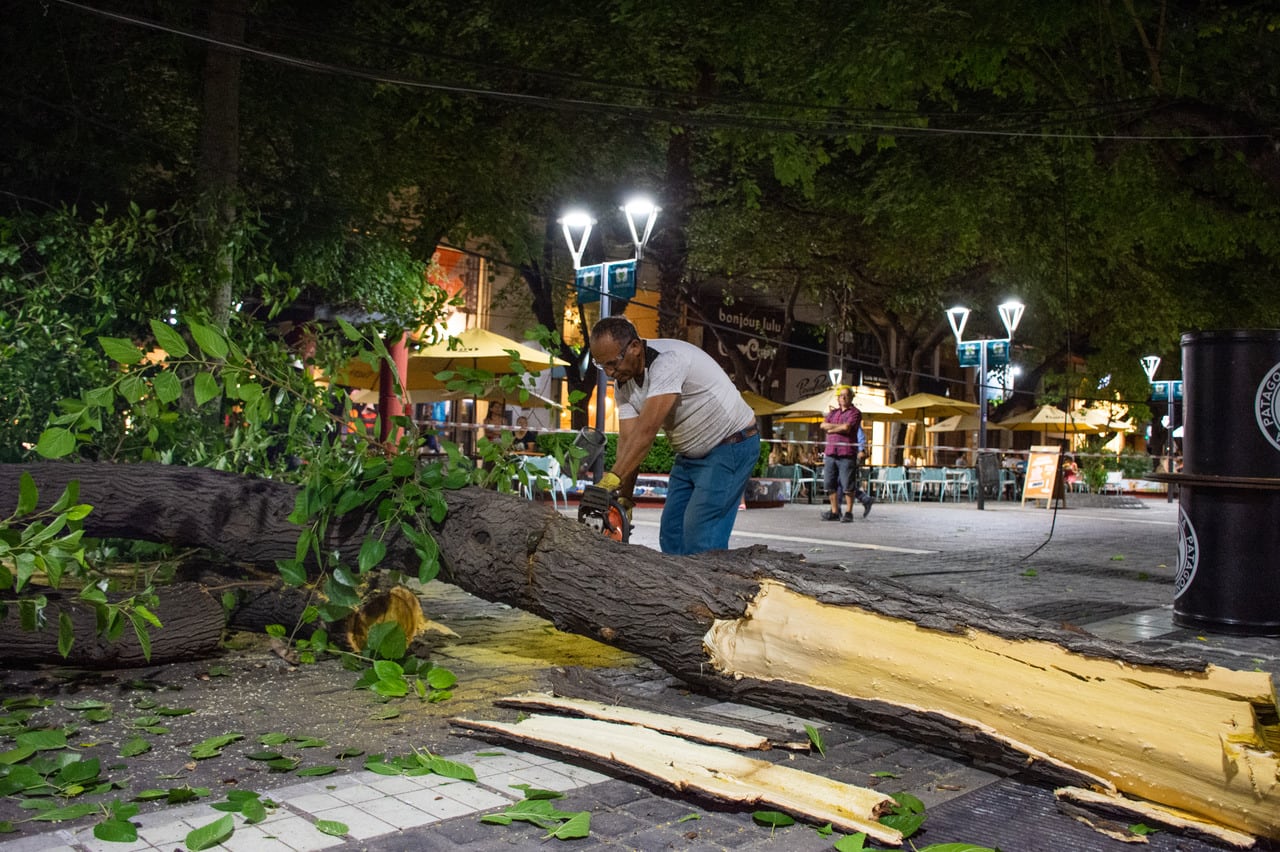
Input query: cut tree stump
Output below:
<box><xmin>2</xmin><ymin>463</ymin><xmax>1278</xmax><ymax>841</ymax></box>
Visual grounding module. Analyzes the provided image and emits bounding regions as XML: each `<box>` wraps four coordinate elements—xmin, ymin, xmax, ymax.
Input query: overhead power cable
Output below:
<box><xmin>47</xmin><ymin>0</ymin><xmax>1273</xmax><ymax>143</ymax></box>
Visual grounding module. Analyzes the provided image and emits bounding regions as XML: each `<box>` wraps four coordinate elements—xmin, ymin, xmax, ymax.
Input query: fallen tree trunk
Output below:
<box><xmin>0</xmin><ymin>582</ymin><xmax>223</xmax><ymax>667</ymax></box>
<box><xmin>2</xmin><ymin>463</ymin><xmax>1278</xmax><ymax>840</ymax></box>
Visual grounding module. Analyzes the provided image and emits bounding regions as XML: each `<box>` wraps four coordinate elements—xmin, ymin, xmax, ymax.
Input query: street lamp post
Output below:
<box><xmin>946</xmin><ymin>300</ymin><xmax>1024</xmax><ymax>510</ymax></box>
<box><xmin>1141</xmin><ymin>355</ymin><xmax>1181</xmax><ymax>503</ymax></box>
<box><xmin>559</xmin><ymin>198</ymin><xmax>660</xmax><ymax>482</ymax></box>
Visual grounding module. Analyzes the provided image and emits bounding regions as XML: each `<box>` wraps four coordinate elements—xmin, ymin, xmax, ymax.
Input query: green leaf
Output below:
<box><xmin>99</xmin><ymin>337</ymin><xmax>143</xmax><ymax>365</ymax></box>
<box><xmin>259</xmin><ymin>733</ymin><xmax>290</xmax><ymax>746</ymax></box>
<box><xmin>365</xmin><ymin>622</ymin><xmax>406</xmax><ymax>661</ymax></box>
<box><xmin>16</xmin><ymin>473</ymin><xmax>37</xmax><ymax>515</ymax></box>
<box><xmin>358</xmin><ymin>538</ymin><xmax>387</xmax><ymax>573</ymax></box>
<box><xmin>119</xmin><ymin>736</ymin><xmax>151</xmax><ymax>758</ymax></box>
<box><xmin>31</xmin><ymin>803</ymin><xmax>99</xmax><ymax>822</ymax></box>
<box><xmin>17</xmin><ymin>730</ymin><xmax>67</xmax><ymax>751</ymax></box>
<box><xmin>241</xmin><ymin>797</ymin><xmax>268</xmax><ymax>824</ymax></box>
<box><xmin>247</xmin><ymin>751</ymin><xmax>283</xmax><ymax>761</ymax></box>
<box><xmin>57</xmin><ymin>612</ymin><xmax>74</xmax><ymax>659</ymax></box>
<box><xmin>0</xmin><ymin>745</ymin><xmax>35</xmax><ymax>764</ymax></box>
<box><xmin>193</xmin><ymin>371</ymin><xmax>221</xmax><ymax>406</ymax></box>
<box><xmin>879</xmin><ymin>811</ymin><xmax>926</xmax><ymax>838</ymax></box>
<box><xmin>751</xmin><ymin>810</ymin><xmax>795</xmax><ymax>827</ymax></box>
<box><xmin>804</xmin><ymin>723</ymin><xmax>825</xmax><ymax>757</ymax></box>
<box><xmin>545</xmin><ymin>810</ymin><xmax>591</xmax><ymax>840</ymax></box>
<box><xmin>297</xmin><ymin>765</ymin><xmax>336</xmax><ymax>777</ymax></box>
<box><xmin>314</xmin><ymin>819</ymin><xmax>348</xmax><ymax>837</ymax></box>
<box><xmin>152</xmin><ymin>370</ymin><xmax>182</xmax><ymax>404</ymax></box>
<box><xmin>94</xmin><ymin>818</ymin><xmax>139</xmax><ymax>843</ymax></box>
<box><xmin>1128</xmin><ymin>823</ymin><xmax>1158</xmax><ymax>836</ymax></box>
<box><xmin>509</xmin><ymin>784</ymin><xmax>564</xmax><ymax>800</ymax></box>
<box><xmin>428</xmin><ymin>755</ymin><xmax>476</xmax><ymax>781</ymax></box>
<box><xmin>130</xmin><ymin>612</ymin><xmax>153</xmax><ymax>662</ymax></box>
<box><xmin>425</xmin><ymin>666</ymin><xmax>457</xmax><ymax>690</ymax></box>
<box><xmin>832</xmin><ymin>833</ymin><xmax>868</xmax><ymax>851</ymax></box>
<box><xmin>35</xmin><ymin>428</ymin><xmax>76</xmax><ymax>459</ymax></box>
<box><xmin>188</xmin><ymin>321</ymin><xmax>228</xmax><ymax>360</ymax></box>
<box><xmin>149</xmin><ymin>320</ymin><xmax>190</xmax><ymax>358</ymax></box>
<box><xmin>185</xmin><ymin>814</ymin><xmax>234</xmax><ymax>851</ymax></box>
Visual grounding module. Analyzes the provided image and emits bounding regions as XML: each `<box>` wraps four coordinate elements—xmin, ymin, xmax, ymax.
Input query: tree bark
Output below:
<box><xmin>0</xmin><ymin>583</ymin><xmax>223</xmax><ymax>667</ymax></box>
<box><xmin>1</xmin><ymin>462</ymin><xmax>1277</xmax><ymax>840</ymax></box>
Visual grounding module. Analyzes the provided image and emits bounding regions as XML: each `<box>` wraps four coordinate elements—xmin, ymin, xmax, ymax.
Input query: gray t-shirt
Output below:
<box><xmin>615</xmin><ymin>338</ymin><xmax>755</xmax><ymax>458</ymax></box>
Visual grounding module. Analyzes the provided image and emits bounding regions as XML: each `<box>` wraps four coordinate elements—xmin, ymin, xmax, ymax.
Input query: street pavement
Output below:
<box><xmin>4</xmin><ymin>493</ymin><xmax>1278</xmax><ymax>852</ymax></box>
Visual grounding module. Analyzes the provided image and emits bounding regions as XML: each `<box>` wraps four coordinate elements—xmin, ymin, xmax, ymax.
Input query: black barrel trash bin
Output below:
<box><xmin>1169</xmin><ymin>329</ymin><xmax>1280</xmax><ymax>636</ymax></box>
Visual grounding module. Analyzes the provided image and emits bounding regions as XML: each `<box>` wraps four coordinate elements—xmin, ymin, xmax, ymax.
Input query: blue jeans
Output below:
<box><xmin>659</xmin><ymin>434</ymin><xmax>760</xmax><ymax>555</ymax></box>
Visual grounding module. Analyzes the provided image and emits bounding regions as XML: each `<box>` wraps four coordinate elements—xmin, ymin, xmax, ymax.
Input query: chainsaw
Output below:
<box><xmin>571</xmin><ymin>428</ymin><xmax>631</xmax><ymax>543</ymax></box>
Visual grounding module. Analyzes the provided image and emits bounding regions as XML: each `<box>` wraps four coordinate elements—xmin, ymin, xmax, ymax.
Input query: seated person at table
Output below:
<box><xmin>512</xmin><ymin>416</ymin><xmax>539</xmax><ymax>451</ymax></box>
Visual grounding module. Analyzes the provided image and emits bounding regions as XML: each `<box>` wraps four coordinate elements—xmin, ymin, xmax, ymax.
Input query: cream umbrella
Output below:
<box><xmin>1078</xmin><ymin>405</ymin><xmax>1136</xmax><ymax>433</ymax></box>
<box><xmin>925</xmin><ymin>413</ymin><xmax>1007</xmax><ymax>433</ymax></box>
<box><xmin>773</xmin><ymin>387</ymin><xmax>901</xmax><ymax>422</ymax></box>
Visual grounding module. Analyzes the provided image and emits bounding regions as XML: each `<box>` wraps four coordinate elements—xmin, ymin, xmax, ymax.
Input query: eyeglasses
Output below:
<box><xmin>591</xmin><ymin>337</ymin><xmax>637</xmax><ymax>371</ymax></box>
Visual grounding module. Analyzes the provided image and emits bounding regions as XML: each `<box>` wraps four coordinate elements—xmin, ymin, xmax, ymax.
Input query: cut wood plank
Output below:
<box><xmin>703</xmin><ymin>580</ymin><xmax>1280</xmax><ymax>841</ymax></box>
<box><xmin>1055</xmin><ymin>786</ymin><xmax>1257</xmax><ymax>849</ymax></box>
<box><xmin>496</xmin><ymin>692</ymin><xmax>803</xmax><ymax>751</ymax></box>
<box><xmin>453</xmin><ymin>713</ymin><xmax>902</xmax><ymax>845</ymax></box>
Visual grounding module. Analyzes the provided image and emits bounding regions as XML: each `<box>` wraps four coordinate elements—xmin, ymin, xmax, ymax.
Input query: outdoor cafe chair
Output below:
<box><xmin>518</xmin><ymin>455</ymin><xmax>568</xmax><ymax>509</ymax></box>
<box><xmin>875</xmin><ymin>466</ymin><xmax>911</xmax><ymax>502</ymax></box>
<box><xmin>914</xmin><ymin>467</ymin><xmax>946</xmax><ymax>501</ymax></box>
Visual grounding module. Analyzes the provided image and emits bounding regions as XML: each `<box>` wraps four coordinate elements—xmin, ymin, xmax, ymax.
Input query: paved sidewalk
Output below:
<box><xmin>3</xmin><ymin>497</ymin><xmax>1277</xmax><ymax>852</ymax></box>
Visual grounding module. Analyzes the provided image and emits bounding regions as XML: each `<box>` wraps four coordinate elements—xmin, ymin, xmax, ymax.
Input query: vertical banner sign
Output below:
<box><xmin>606</xmin><ymin>260</ymin><xmax>637</xmax><ymax>301</ymax></box>
<box><xmin>575</xmin><ymin>265</ymin><xmax>602</xmax><ymax>304</ymax></box>
<box><xmin>1021</xmin><ymin>445</ymin><xmax>1063</xmax><ymax>506</ymax></box>
<box><xmin>575</xmin><ymin>260</ymin><xmax>637</xmax><ymax>305</ymax></box>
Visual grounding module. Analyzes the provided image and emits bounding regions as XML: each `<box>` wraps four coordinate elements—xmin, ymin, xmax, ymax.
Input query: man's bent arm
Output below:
<box><xmin>611</xmin><ymin>392</ymin><xmax>679</xmax><ymax>495</ymax></box>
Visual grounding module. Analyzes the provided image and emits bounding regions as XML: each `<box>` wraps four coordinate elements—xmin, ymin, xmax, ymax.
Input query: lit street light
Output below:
<box><xmin>1141</xmin><ymin>354</ymin><xmax>1182</xmax><ymax>503</ymax></box>
<box><xmin>946</xmin><ymin>299</ymin><xmax>1024</xmax><ymax>509</ymax></box>
<box><xmin>559</xmin><ymin>197</ymin><xmax>661</xmax><ymax>481</ymax></box>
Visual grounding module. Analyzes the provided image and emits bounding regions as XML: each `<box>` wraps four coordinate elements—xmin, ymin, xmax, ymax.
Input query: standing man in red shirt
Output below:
<box><xmin>820</xmin><ymin>386</ymin><xmax>873</xmax><ymax>521</ymax></box>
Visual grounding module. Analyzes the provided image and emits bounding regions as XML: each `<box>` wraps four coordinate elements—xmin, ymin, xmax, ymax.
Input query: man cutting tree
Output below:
<box><xmin>580</xmin><ymin>317</ymin><xmax>759</xmax><ymax>555</ymax></box>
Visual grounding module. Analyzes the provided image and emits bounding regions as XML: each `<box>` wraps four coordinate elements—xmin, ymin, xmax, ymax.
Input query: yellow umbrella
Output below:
<box><xmin>881</xmin><ymin>392</ymin><xmax>979</xmax><ymax>421</ymax></box>
<box><xmin>999</xmin><ymin>404</ymin><xmax>1100</xmax><ymax>443</ymax></box>
<box><xmin>741</xmin><ymin>390</ymin><xmax>783</xmax><ymax>416</ymax></box>
<box><xmin>337</xmin><ymin>327</ymin><xmax>569</xmax><ymax>392</ymax></box>
<box><xmin>773</xmin><ymin>387</ymin><xmax>901</xmax><ymax>422</ymax></box>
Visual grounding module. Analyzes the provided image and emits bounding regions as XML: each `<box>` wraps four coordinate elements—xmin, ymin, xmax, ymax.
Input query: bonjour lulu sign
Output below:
<box><xmin>1176</xmin><ymin>359</ymin><xmax>1280</xmax><ymax>598</ymax></box>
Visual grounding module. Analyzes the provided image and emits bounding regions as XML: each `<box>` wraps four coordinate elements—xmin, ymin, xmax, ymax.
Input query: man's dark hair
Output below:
<box><xmin>591</xmin><ymin>316</ymin><xmax>639</xmax><ymax>347</ymax></box>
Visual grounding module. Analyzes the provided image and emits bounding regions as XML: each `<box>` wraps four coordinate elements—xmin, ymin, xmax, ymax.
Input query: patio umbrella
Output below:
<box><xmin>881</xmin><ymin>392</ymin><xmax>979</xmax><ymax>421</ymax></box>
<box><xmin>1077</xmin><ymin>405</ymin><xmax>1136</xmax><ymax>433</ymax></box>
<box><xmin>773</xmin><ymin>387</ymin><xmax>901</xmax><ymax>422</ymax></box>
<box><xmin>925</xmin><ymin>413</ymin><xmax>1006</xmax><ymax>433</ymax></box>
<box><xmin>337</xmin><ymin>327</ymin><xmax>569</xmax><ymax>392</ymax></box>
<box><xmin>999</xmin><ymin>404</ymin><xmax>1100</xmax><ymax>443</ymax></box>
<box><xmin>350</xmin><ymin>383</ymin><xmax>562</xmax><ymax>410</ymax></box>
<box><xmin>741</xmin><ymin>390</ymin><xmax>783</xmax><ymax>416</ymax></box>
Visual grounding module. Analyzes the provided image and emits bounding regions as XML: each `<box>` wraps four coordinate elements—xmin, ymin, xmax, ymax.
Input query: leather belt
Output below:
<box><xmin>719</xmin><ymin>426</ymin><xmax>759</xmax><ymax>446</ymax></box>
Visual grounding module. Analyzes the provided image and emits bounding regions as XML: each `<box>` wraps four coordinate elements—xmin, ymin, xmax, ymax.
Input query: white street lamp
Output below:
<box><xmin>946</xmin><ymin>299</ymin><xmax>1024</xmax><ymax>509</ymax></box>
<box><xmin>1141</xmin><ymin>354</ymin><xmax>1179</xmax><ymax>503</ymax></box>
<box><xmin>560</xmin><ymin>197</ymin><xmax>661</xmax><ymax>481</ymax></box>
